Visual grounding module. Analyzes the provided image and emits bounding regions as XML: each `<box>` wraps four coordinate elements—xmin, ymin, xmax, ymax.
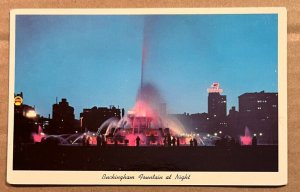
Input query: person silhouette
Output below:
<box><xmin>167</xmin><ymin>135</ymin><xmax>172</xmax><ymax>147</ymax></box>
<box><xmin>101</xmin><ymin>135</ymin><xmax>106</xmax><ymax>147</ymax></box>
<box><xmin>190</xmin><ymin>138</ymin><xmax>193</xmax><ymax>146</ymax></box>
<box><xmin>136</xmin><ymin>136</ymin><xmax>141</xmax><ymax>147</ymax></box>
<box><xmin>177</xmin><ymin>137</ymin><xmax>180</xmax><ymax>146</ymax></box>
<box><xmin>171</xmin><ymin>137</ymin><xmax>176</xmax><ymax>147</ymax></box>
<box><xmin>97</xmin><ymin>135</ymin><xmax>102</xmax><ymax>147</ymax></box>
<box><xmin>163</xmin><ymin>137</ymin><xmax>167</xmax><ymax>146</ymax></box>
<box><xmin>252</xmin><ymin>136</ymin><xmax>257</xmax><ymax>146</ymax></box>
<box><xmin>193</xmin><ymin>138</ymin><xmax>198</xmax><ymax>147</ymax></box>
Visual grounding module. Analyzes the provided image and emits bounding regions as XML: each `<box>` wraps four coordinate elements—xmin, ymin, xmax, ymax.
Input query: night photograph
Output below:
<box><xmin>12</xmin><ymin>13</ymin><xmax>279</xmax><ymax>172</ymax></box>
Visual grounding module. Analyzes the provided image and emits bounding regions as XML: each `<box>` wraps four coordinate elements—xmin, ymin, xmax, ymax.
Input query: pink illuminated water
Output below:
<box><xmin>32</xmin><ymin>125</ymin><xmax>45</xmax><ymax>143</ymax></box>
<box><xmin>240</xmin><ymin>126</ymin><xmax>252</xmax><ymax>145</ymax></box>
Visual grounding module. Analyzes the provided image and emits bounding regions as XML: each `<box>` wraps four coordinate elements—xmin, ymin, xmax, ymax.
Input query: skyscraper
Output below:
<box><xmin>238</xmin><ymin>91</ymin><xmax>278</xmax><ymax>144</ymax></box>
<box><xmin>50</xmin><ymin>98</ymin><xmax>75</xmax><ymax>134</ymax></box>
<box><xmin>80</xmin><ymin>105</ymin><xmax>121</xmax><ymax>132</ymax></box>
<box><xmin>207</xmin><ymin>83</ymin><xmax>227</xmax><ymax>119</ymax></box>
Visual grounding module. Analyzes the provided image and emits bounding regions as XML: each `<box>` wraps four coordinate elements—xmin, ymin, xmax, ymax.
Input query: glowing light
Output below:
<box><xmin>14</xmin><ymin>96</ymin><xmax>23</xmax><ymax>106</ymax></box>
<box><xmin>26</xmin><ymin>110</ymin><xmax>37</xmax><ymax>118</ymax></box>
<box><xmin>240</xmin><ymin>127</ymin><xmax>252</xmax><ymax>145</ymax></box>
<box><xmin>214</xmin><ymin>133</ymin><xmax>217</xmax><ymax>136</ymax></box>
<box><xmin>207</xmin><ymin>82</ymin><xmax>223</xmax><ymax>93</ymax></box>
<box><xmin>253</xmin><ymin>133</ymin><xmax>257</xmax><ymax>136</ymax></box>
<box><xmin>259</xmin><ymin>133</ymin><xmax>263</xmax><ymax>136</ymax></box>
<box><xmin>128</xmin><ymin>110</ymin><xmax>135</xmax><ymax>115</ymax></box>
<box><xmin>207</xmin><ymin>134</ymin><xmax>210</xmax><ymax>137</ymax></box>
<box><xmin>240</xmin><ymin>136</ymin><xmax>252</xmax><ymax>145</ymax></box>
<box><xmin>219</xmin><ymin>131</ymin><xmax>222</xmax><ymax>134</ymax></box>
<box><xmin>32</xmin><ymin>126</ymin><xmax>45</xmax><ymax>143</ymax></box>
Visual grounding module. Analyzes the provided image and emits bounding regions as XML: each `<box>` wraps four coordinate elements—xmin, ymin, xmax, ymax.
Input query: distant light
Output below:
<box><xmin>207</xmin><ymin>134</ymin><xmax>210</xmax><ymax>137</ymax></box>
<box><xmin>195</xmin><ymin>127</ymin><xmax>198</xmax><ymax>130</ymax></box>
<box><xmin>253</xmin><ymin>133</ymin><xmax>257</xmax><ymax>136</ymax></box>
<box><xmin>219</xmin><ymin>131</ymin><xmax>222</xmax><ymax>134</ymax></box>
<box><xmin>128</xmin><ymin>110</ymin><xmax>135</xmax><ymax>115</ymax></box>
<box><xmin>207</xmin><ymin>118</ymin><xmax>210</xmax><ymax>120</ymax></box>
<box><xmin>214</xmin><ymin>133</ymin><xmax>217</xmax><ymax>136</ymax></box>
<box><xmin>259</xmin><ymin>133</ymin><xmax>263</xmax><ymax>136</ymax></box>
<box><xmin>14</xmin><ymin>96</ymin><xmax>23</xmax><ymax>106</ymax></box>
<box><xmin>26</xmin><ymin>110</ymin><xmax>37</xmax><ymax>118</ymax></box>
<box><xmin>196</xmin><ymin>134</ymin><xmax>199</xmax><ymax>136</ymax></box>
<box><xmin>207</xmin><ymin>82</ymin><xmax>223</xmax><ymax>93</ymax></box>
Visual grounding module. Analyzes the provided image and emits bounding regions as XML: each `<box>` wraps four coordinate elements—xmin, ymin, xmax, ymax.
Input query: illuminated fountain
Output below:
<box><xmin>37</xmin><ymin>17</ymin><xmax>195</xmax><ymax>146</ymax></box>
<box><xmin>240</xmin><ymin>126</ymin><xmax>252</xmax><ymax>145</ymax></box>
<box><xmin>32</xmin><ymin>125</ymin><xmax>46</xmax><ymax>143</ymax></box>
<box><xmin>96</xmin><ymin>83</ymin><xmax>186</xmax><ymax>146</ymax></box>
<box><xmin>93</xmin><ymin>18</ymin><xmax>188</xmax><ymax>146</ymax></box>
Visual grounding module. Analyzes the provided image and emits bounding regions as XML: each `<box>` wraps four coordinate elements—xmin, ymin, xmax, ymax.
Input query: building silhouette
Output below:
<box><xmin>190</xmin><ymin>113</ymin><xmax>211</xmax><ymax>133</ymax></box>
<box><xmin>207</xmin><ymin>83</ymin><xmax>227</xmax><ymax>119</ymax></box>
<box><xmin>227</xmin><ymin>106</ymin><xmax>240</xmax><ymax>136</ymax></box>
<box><xmin>80</xmin><ymin>105</ymin><xmax>121</xmax><ymax>132</ymax></box>
<box><xmin>207</xmin><ymin>83</ymin><xmax>227</xmax><ymax>133</ymax></box>
<box><xmin>14</xmin><ymin>92</ymin><xmax>39</xmax><ymax>144</ymax></box>
<box><xmin>238</xmin><ymin>91</ymin><xmax>278</xmax><ymax>144</ymax></box>
<box><xmin>49</xmin><ymin>98</ymin><xmax>76</xmax><ymax>134</ymax></box>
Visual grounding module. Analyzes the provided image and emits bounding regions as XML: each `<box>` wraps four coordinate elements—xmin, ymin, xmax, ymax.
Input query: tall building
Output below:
<box><xmin>239</xmin><ymin>91</ymin><xmax>278</xmax><ymax>119</ymax></box>
<box><xmin>206</xmin><ymin>83</ymin><xmax>228</xmax><ymax>133</ymax></box>
<box><xmin>80</xmin><ymin>106</ymin><xmax>121</xmax><ymax>132</ymax></box>
<box><xmin>207</xmin><ymin>83</ymin><xmax>227</xmax><ymax>119</ymax></box>
<box><xmin>227</xmin><ymin>106</ymin><xmax>239</xmax><ymax>136</ymax></box>
<box><xmin>50</xmin><ymin>98</ymin><xmax>75</xmax><ymax>134</ymax></box>
<box><xmin>14</xmin><ymin>92</ymin><xmax>39</xmax><ymax>144</ymax></box>
<box><xmin>238</xmin><ymin>91</ymin><xmax>278</xmax><ymax>144</ymax></box>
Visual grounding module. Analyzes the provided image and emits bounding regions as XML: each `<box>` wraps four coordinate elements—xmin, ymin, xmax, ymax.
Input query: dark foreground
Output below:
<box><xmin>13</xmin><ymin>144</ymin><xmax>278</xmax><ymax>171</ymax></box>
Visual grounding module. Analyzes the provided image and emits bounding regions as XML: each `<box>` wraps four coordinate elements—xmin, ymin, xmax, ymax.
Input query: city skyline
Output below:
<box><xmin>15</xmin><ymin>14</ymin><xmax>278</xmax><ymax>118</ymax></box>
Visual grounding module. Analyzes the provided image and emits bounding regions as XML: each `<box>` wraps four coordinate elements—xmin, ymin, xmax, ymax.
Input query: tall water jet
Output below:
<box><xmin>93</xmin><ymin>17</ymin><xmax>189</xmax><ymax>146</ymax></box>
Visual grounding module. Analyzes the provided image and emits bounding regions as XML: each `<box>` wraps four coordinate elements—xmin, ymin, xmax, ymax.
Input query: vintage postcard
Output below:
<box><xmin>7</xmin><ymin>8</ymin><xmax>287</xmax><ymax>185</ymax></box>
